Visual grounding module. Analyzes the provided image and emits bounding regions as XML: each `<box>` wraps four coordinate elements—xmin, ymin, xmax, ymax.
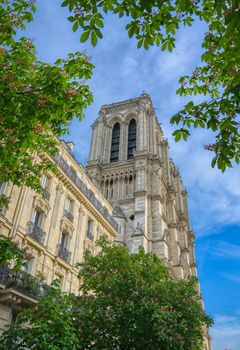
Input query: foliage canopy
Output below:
<box><xmin>0</xmin><ymin>234</ymin><xmax>26</xmax><ymax>271</ymax></box>
<box><xmin>63</xmin><ymin>0</ymin><xmax>240</xmax><ymax>171</ymax></box>
<box><xmin>0</xmin><ymin>0</ymin><xmax>93</xmax><ymax>207</ymax></box>
<box><xmin>0</xmin><ymin>240</ymin><xmax>213</xmax><ymax>350</ymax></box>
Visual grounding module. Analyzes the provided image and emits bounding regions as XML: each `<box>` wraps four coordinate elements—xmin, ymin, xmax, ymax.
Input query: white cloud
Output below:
<box><xmin>211</xmin><ymin>315</ymin><xmax>240</xmax><ymax>350</ymax></box>
<box><xmin>203</xmin><ymin>241</ymin><xmax>240</xmax><ymax>260</ymax></box>
<box><xmin>222</xmin><ymin>274</ymin><xmax>240</xmax><ymax>283</ymax></box>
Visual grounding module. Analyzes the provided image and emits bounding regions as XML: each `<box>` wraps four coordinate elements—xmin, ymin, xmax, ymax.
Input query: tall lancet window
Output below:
<box><xmin>110</xmin><ymin>123</ymin><xmax>120</xmax><ymax>162</ymax></box>
<box><xmin>128</xmin><ymin>119</ymin><xmax>136</xmax><ymax>159</ymax></box>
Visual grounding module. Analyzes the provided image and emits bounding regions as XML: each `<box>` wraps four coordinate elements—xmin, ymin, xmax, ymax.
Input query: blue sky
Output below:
<box><xmin>24</xmin><ymin>2</ymin><xmax>240</xmax><ymax>348</ymax></box>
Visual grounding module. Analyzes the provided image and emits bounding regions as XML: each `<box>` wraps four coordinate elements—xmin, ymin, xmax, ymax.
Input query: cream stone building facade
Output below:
<box><xmin>0</xmin><ymin>140</ymin><xmax>117</xmax><ymax>331</ymax></box>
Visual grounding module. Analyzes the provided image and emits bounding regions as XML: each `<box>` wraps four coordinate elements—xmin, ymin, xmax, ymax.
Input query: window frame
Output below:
<box><xmin>127</xmin><ymin>119</ymin><xmax>137</xmax><ymax>160</ymax></box>
<box><xmin>110</xmin><ymin>122</ymin><xmax>121</xmax><ymax>163</ymax></box>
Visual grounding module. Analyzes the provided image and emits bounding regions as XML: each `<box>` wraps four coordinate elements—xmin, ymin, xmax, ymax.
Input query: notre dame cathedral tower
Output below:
<box><xmin>87</xmin><ymin>93</ymin><xmax>197</xmax><ymax>280</ymax></box>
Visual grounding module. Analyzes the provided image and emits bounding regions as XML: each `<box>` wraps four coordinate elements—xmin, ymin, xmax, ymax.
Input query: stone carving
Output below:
<box><xmin>33</xmin><ymin>195</ymin><xmax>51</xmax><ymax>214</ymax></box>
<box><xmin>60</xmin><ymin>217</ymin><xmax>74</xmax><ymax>235</ymax></box>
<box><xmin>100</xmin><ymin>101</ymin><xmax>139</xmax><ymax>114</ymax></box>
<box><xmin>132</xmin><ymin>223</ymin><xmax>144</xmax><ymax>236</ymax></box>
<box><xmin>56</xmin><ymin>184</ymin><xmax>65</xmax><ymax>195</ymax></box>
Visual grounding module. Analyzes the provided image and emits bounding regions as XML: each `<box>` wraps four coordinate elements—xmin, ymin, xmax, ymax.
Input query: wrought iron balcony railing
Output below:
<box><xmin>64</xmin><ymin>209</ymin><xmax>74</xmax><ymax>223</ymax></box>
<box><xmin>53</xmin><ymin>153</ymin><xmax>119</xmax><ymax>232</ymax></box>
<box><xmin>0</xmin><ymin>266</ymin><xmax>49</xmax><ymax>299</ymax></box>
<box><xmin>57</xmin><ymin>244</ymin><xmax>71</xmax><ymax>264</ymax></box>
<box><xmin>40</xmin><ymin>187</ymin><xmax>50</xmax><ymax>201</ymax></box>
<box><xmin>86</xmin><ymin>230</ymin><xmax>94</xmax><ymax>241</ymax></box>
<box><xmin>27</xmin><ymin>221</ymin><xmax>46</xmax><ymax>245</ymax></box>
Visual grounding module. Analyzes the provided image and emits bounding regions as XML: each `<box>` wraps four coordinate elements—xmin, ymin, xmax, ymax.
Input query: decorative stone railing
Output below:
<box><xmin>57</xmin><ymin>244</ymin><xmax>71</xmax><ymax>264</ymax></box>
<box><xmin>53</xmin><ymin>153</ymin><xmax>119</xmax><ymax>232</ymax></box>
<box><xmin>27</xmin><ymin>221</ymin><xmax>46</xmax><ymax>245</ymax></box>
<box><xmin>64</xmin><ymin>209</ymin><xmax>74</xmax><ymax>223</ymax></box>
<box><xmin>40</xmin><ymin>187</ymin><xmax>50</xmax><ymax>201</ymax></box>
<box><xmin>0</xmin><ymin>267</ymin><xmax>49</xmax><ymax>299</ymax></box>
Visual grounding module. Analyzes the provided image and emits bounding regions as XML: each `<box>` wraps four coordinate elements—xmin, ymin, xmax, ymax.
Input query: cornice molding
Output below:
<box><xmin>100</xmin><ymin>101</ymin><xmax>139</xmax><ymax>114</ymax></box>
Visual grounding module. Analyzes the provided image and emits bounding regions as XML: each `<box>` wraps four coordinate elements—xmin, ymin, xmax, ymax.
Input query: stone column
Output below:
<box><xmin>95</xmin><ymin>121</ymin><xmax>104</xmax><ymax>161</ymax></box>
<box><xmin>89</xmin><ymin>121</ymin><xmax>98</xmax><ymax>161</ymax></box>
<box><xmin>160</xmin><ymin>139</ymin><xmax>170</xmax><ymax>181</ymax></box>
<box><xmin>120</xmin><ymin>121</ymin><xmax>128</xmax><ymax>161</ymax></box>
<box><xmin>100</xmin><ymin>119</ymin><xmax>107</xmax><ymax>163</ymax></box>
<box><xmin>104</xmin><ymin>126</ymin><xmax>112</xmax><ymax>163</ymax></box>
<box><xmin>152</xmin><ymin>114</ymin><xmax>157</xmax><ymax>155</ymax></box>
<box><xmin>72</xmin><ymin>206</ymin><xmax>86</xmax><ymax>264</ymax></box>
<box><xmin>138</xmin><ymin>106</ymin><xmax>145</xmax><ymax>151</ymax></box>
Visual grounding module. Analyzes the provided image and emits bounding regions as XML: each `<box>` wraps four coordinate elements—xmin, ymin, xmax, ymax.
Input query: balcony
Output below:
<box><xmin>53</xmin><ymin>153</ymin><xmax>119</xmax><ymax>232</ymax></box>
<box><xmin>40</xmin><ymin>187</ymin><xmax>50</xmax><ymax>201</ymax></box>
<box><xmin>28</xmin><ymin>221</ymin><xmax>46</xmax><ymax>245</ymax></box>
<box><xmin>64</xmin><ymin>209</ymin><xmax>73</xmax><ymax>223</ymax></box>
<box><xmin>28</xmin><ymin>221</ymin><xmax>46</xmax><ymax>244</ymax></box>
<box><xmin>0</xmin><ymin>266</ymin><xmax>49</xmax><ymax>301</ymax></box>
<box><xmin>86</xmin><ymin>230</ymin><xmax>94</xmax><ymax>241</ymax></box>
<box><xmin>57</xmin><ymin>244</ymin><xmax>71</xmax><ymax>264</ymax></box>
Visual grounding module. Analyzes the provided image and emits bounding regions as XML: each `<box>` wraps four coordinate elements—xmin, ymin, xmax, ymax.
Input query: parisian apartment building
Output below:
<box><xmin>0</xmin><ymin>93</ymin><xmax>211</xmax><ymax>349</ymax></box>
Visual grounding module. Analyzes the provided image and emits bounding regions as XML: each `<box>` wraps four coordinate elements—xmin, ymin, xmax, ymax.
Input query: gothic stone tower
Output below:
<box><xmin>87</xmin><ymin>93</ymin><xmax>197</xmax><ymax>279</ymax></box>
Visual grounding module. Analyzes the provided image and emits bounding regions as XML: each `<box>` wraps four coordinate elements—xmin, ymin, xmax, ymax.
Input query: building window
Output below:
<box><xmin>11</xmin><ymin>311</ymin><xmax>19</xmax><ymax>325</ymax></box>
<box><xmin>110</xmin><ymin>123</ymin><xmax>120</xmax><ymax>163</ymax></box>
<box><xmin>41</xmin><ymin>174</ymin><xmax>48</xmax><ymax>189</ymax></box>
<box><xmin>40</xmin><ymin>174</ymin><xmax>50</xmax><ymax>200</ymax></box>
<box><xmin>33</xmin><ymin>208</ymin><xmax>44</xmax><ymax>228</ymax></box>
<box><xmin>110</xmin><ymin>179</ymin><xmax>113</xmax><ymax>199</ymax></box>
<box><xmin>0</xmin><ymin>182</ymin><xmax>7</xmax><ymax>195</ymax></box>
<box><xmin>86</xmin><ymin>219</ymin><xmax>94</xmax><ymax>240</ymax></box>
<box><xmin>128</xmin><ymin>119</ymin><xmax>136</xmax><ymax>159</ymax></box>
<box><xmin>64</xmin><ymin>197</ymin><xmax>74</xmax><ymax>222</ymax></box>
<box><xmin>0</xmin><ymin>182</ymin><xmax>8</xmax><ymax>213</ymax></box>
<box><xmin>105</xmin><ymin>179</ymin><xmax>109</xmax><ymax>199</ymax></box>
<box><xmin>28</xmin><ymin>208</ymin><xmax>46</xmax><ymax>244</ymax></box>
<box><xmin>57</xmin><ymin>231</ymin><xmax>71</xmax><ymax>263</ymax></box>
<box><xmin>60</xmin><ymin>231</ymin><xmax>69</xmax><ymax>249</ymax></box>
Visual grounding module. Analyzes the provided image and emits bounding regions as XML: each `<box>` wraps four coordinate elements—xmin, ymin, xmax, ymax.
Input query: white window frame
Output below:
<box><xmin>41</xmin><ymin>174</ymin><xmax>49</xmax><ymax>189</ymax></box>
<box><xmin>65</xmin><ymin>197</ymin><xmax>73</xmax><ymax>213</ymax></box>
<box><xmin>32</xmin><ymin>208</ymin><xmax>44</xmax><ymax>228</ymax></box>
<box><xmin>60</xmin><ymin>231</ymin><xmax>69</xmax><ymax>249</ymax></box>
<box><xmin>0</xmin><ymin>182</ymin><xmax>7</xmax><ymax>195</ymax></box>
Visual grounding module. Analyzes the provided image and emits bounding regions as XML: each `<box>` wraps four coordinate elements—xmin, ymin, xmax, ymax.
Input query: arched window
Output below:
<box><xmin>110</xmin><ymin>179</ymin><xmax>113</xmax><ymax>199</ymax></box>
<box><xmin>110</xmin><ymin>123</ymin><xmax>120</xmax><ymax>162</ymax></box>
<box><xmin>124</xmin><ymin>176</ymin><xmax>128</xmax><ymax>197</ymax></box>
<box><xmin>105</xmin><ymin>179</ymin><xmax>109</xmax><ymax>198</ymax></box>
<box><xmin>128</xmin><ymin>119</ymin><xmax>136</xmax><ymax>159</ymax></box>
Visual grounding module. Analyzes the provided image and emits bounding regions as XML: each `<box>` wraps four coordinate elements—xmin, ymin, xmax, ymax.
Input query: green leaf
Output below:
<box><xmin>72</xmin><ymin>21</ymin><xmax>78</xmax><ymax>32</ymax></box>
<box><xmin>161</xmin><ymin>40</ymin><xmax>168</xmax><ymax>51</ymax></box>
<box><xmin>91</xmin><ymin>31</ymin><xmax>97</xmax><ymax>46</ymax></box>
<box><xmin>80</xmin><ymin>30</ymin><xmax>90</xmax><ymax>42</ymax></box>
<box><xmin>61</xmin><ymin>0</ymin><xmax>69</xmax><ymax>7</ymax></box>
<box><xmin>95</xmin><ymin>18</ymin><xmax>104</xmax><ymax>28</ymax></box>
<box><xmin>68</xmin><ymin>16</ymin><xmax>75</xmax><ymax>23</ymax></box>
<box><xmin>175</xmin><ymin>132</ymin><xmax>181</xmax><ymax>142</ymax></box>
<box><xmin>137</xmin><ymin>38</ymin><xmax>144</xmax><ymax>48</ymax></box>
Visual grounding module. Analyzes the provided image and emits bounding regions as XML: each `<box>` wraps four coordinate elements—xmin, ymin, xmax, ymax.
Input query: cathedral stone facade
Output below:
<box><xmin>87</xmin><ymin>93</ymin><xmax>197</xmax><ymax>280</ymax></box>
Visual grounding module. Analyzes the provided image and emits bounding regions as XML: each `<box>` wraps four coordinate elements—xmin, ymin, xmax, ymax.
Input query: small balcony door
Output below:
<box><xmin>33</xmin><ymin>209</ymin><xmax>44</xmax><ymax>228</ymax></box>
